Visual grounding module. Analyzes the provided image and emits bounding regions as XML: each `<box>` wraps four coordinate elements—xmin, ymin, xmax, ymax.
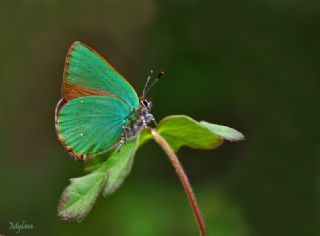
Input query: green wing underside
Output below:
<box><xmin>57</xmin><ymin>96</ymin><xmax>131</xmax><ymax>155</ymax></box>
<box><xmin>65</xmin><ymin>42</ymin><xmax>139</xmax><ymax>109</ymax></box>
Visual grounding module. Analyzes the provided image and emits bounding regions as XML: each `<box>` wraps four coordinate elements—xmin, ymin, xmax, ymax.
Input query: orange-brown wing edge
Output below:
<box><xmin>55</xmin><ymin>99</ymin><xmax>84</xmax><ymax>160</ymax></box>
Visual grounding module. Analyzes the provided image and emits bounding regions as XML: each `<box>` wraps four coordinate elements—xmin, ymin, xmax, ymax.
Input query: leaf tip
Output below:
<box><xmin>57</xmin><ymin>173</ymin><xmax>107</xmax><ymax>222</ymax></box>
<box><xmin>200</xmin><ymin>121</ymin><xmax>245</xmax><ymax>142</ymax></box>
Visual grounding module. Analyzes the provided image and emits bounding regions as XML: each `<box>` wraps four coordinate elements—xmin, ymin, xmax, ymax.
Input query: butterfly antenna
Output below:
<box><xmin>144</xmin><ymin>71</ymin><xmax>164</xmax><ymax>96</ymax></box>
<box><xmin>142</xmin><ymin>69</ymin><xmax>154</xmax><ymax>98</ymax></box>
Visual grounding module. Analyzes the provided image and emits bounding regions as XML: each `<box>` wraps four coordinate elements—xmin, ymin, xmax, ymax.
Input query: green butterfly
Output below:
<box><xmin>55</xmin><ymin>41</ymin><xmax>159</xmax><ymax>160</ymax></box>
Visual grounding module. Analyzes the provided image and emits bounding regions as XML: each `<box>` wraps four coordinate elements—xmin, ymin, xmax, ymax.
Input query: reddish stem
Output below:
<box><xmin>151</xmin><ymin>129</ymin><xmax>207</xmax><ymax>236</ymax></box>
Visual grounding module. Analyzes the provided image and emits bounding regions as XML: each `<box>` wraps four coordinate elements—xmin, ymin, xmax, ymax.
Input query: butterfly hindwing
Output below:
<box><xmin>56</xmin><ymin>96</ymin><xmax>131</xmax><ymax>157</ymax></box>
<box><xmin>63</xmin><ymin>41</ymin><xmax>139</xmax><ymax>110</ymax></box>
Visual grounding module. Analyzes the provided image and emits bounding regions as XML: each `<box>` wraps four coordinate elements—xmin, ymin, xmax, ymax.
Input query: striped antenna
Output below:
<box><xmin>142</xmin><ymin>69</ymin><xmax>154</xmax><ymax>98</ymax></box>
<box><xmin>143</xmin><ymin>71</ymin><xmax>164</xmax><ymax>98</ymax></box>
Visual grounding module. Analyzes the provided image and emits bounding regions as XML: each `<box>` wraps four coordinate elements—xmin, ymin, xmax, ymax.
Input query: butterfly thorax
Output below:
<box><xmin>120</xmin><ymin>99</ymin><xmax>154</xmax><ymax>144</ymax></box>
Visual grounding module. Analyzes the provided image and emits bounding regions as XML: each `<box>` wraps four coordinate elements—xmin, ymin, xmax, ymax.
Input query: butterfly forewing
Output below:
<box><xmin>63</xmin><ymin>41</ymin><xmax>139</xmax><ymax>110</ymax></box>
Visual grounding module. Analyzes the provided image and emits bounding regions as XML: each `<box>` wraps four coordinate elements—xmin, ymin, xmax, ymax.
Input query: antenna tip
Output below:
<box><xmin>158</xmin><ymin>71</ymin><xmax>165</xmax><ymax>79</ymax></box>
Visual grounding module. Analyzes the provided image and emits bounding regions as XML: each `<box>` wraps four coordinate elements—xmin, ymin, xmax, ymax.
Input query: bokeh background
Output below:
<box><xmin>0</xmin><ymin>1</ymin><xmax>318</xmax><ymax>236</ymax></box>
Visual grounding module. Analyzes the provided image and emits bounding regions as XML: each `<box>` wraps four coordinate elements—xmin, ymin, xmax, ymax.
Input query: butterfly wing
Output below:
<box><xmin>56</xmin><ymin>96</ymin><xmax>131</xmax><ymax>159</ymax></box>
<box><xmin>62</xmin><ymin>41</ymin><xmax>139</xmax><ymax>110</ymax></box>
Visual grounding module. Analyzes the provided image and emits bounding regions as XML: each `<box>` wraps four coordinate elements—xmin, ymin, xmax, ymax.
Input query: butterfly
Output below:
<box><xmin>55</xmin><ymin>41</ymin><xmax>162</xmax><ymax>160</ymax></box>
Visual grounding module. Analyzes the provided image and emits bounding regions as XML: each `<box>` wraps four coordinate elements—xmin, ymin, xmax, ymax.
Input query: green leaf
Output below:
<box><xmin>58</xmin><ymin>172</ymin><xmax>107</xmax><ymax>222</ymax></box>
<box><xmin>58</xmin><ymin>115</ymin><xmax>245</xmax><ymax>222</ymax></box>
<box><xmin>84</xmin><ymin>135</ymin><xmax>139</xmax><ymax>174</ymax></box>
<box><xmin>84</xmin><ymin>152</ymin><xmax>110</xmax><ymax>173</ymax></box>
<box><xmin>85</xmin><ymin>134</ymin><xmax>140</xmax><ymax>196</ymax></box>
<box><xmin>100</xmin><ymin>138</ymin><xmax>139</xmax><ymax>196</ymax></box>
<box><xmin>200</xmin><ymin>121</ymin><xmax>245</xmax><ymax>141</ymax></box>
<box><xmin>156</xmin><ymin>115</ymin><xmax>223</xmax><ymax>152</ymax></box>
<box><xmin>58</xmin><ymin>135</ymin><xmax>140</xmax><ymax>221</ymax></box>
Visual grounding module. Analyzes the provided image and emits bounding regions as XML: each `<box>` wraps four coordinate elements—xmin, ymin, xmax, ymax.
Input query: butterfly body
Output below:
<box><xmin>124</xmin><ymin>99</ymin><xmax>154</xmax><ymax>135</ymax></box>
<box><xmin>55</xmin><ymin>41</ymin><xmax>155</xmax><ymax>160</ymax></box>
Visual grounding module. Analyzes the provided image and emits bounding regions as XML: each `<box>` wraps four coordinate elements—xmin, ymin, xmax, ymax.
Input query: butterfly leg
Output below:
<box><xmin>115</xmin><ymin>137</ymin><xmax>125</xmax><ymax>151</ymax></box>
<box><xmin>143</xmin><ymin>112</ymin><xmax>157</xmax><ymax>127</ymax></box>
<box><xmin>151</xmin><ymin>117</ymin><xmax>157</xmax><ymax>126</ymax></box>
<box><xmin>123</xmin><ymin>126</ymin><xmax>131</xmax><ymax>145</ymax></box>
<box><xmin>115</xmin><ymin>131</ymin><xmax>125</xmax><ymax>151</ymax></box>
<box><xmin>142</xmin><ymin>116</ymin><xmax>147</xmax><ymax>127</ymax></box>
<box><xmin>116</xmin><ymin>126</ymin><xmax>131</xmax><ymax>151</ymax></box>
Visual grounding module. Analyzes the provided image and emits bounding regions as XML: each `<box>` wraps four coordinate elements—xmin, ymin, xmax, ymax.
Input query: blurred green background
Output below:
<box><xmin>0</xmin><ymin>0</ymin><xmax>318</xmax><ymax>235</ymax></box>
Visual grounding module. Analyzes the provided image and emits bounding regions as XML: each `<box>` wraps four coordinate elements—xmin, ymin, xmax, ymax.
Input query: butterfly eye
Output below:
<box><xmin>142</xmin><ymin>99</ymin><xmax>152</xmax><ymax>110</ymax></box>
<box><xmin>142</xmin><ymin>100</ymin><xmax>149</xmax><ymax>107</ymax></box>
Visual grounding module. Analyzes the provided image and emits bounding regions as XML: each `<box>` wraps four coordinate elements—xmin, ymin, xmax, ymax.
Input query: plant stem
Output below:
<box><xmin>151</xmin><ymin>129</ymin><xmax>207</xmax><ymax>236</ymax></box>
